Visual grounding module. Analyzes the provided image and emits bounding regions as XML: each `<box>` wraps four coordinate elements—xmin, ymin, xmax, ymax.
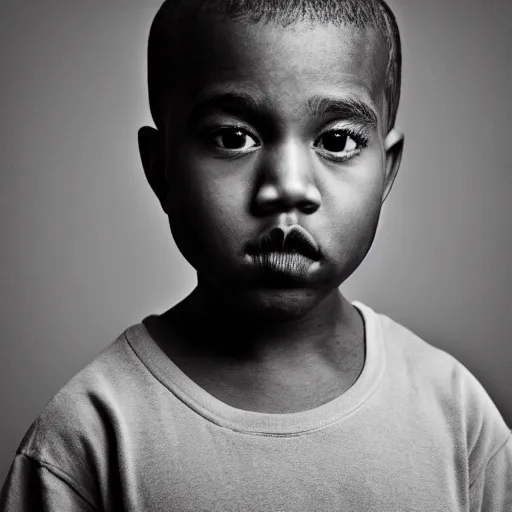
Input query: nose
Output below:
<box><xmin>253</xmin><ymin>139</ymin><xmax>321</xmax><ymax>216</ymax></box>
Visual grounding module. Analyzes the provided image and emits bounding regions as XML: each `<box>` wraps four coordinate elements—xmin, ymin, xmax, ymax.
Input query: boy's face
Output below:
<box><xmin>141</xmin><ymin>18</ymin><xmax>404</xmax><ymax>317</ymax></box>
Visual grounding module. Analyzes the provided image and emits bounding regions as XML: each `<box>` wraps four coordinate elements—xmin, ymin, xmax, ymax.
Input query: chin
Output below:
<box><xmin>237</xmin><ymin>287</ymin><xmax>328</xmax><ymax>321</ymax></box>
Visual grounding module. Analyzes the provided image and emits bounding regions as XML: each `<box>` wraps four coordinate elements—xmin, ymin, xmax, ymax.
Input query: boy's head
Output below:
<box><xmin>139</xmin><ymin>0</ymin><xmax>404</xmax><ymax>318</ymax></box>
<box><xmin>148</xmin><ymin>0</ymin><xmax>401</xmax><ymax>135</ymax></box>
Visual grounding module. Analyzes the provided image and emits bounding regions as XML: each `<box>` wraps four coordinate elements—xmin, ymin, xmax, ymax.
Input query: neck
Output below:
<box><xmin>166</xmin><ymin>284</ymin><xmax>362</xmax><ymax>366</ymax></box>
<box><xmin>152</xmin><ymin>284</ymin><xmax>366</xmax><ymax>413</ymax></box>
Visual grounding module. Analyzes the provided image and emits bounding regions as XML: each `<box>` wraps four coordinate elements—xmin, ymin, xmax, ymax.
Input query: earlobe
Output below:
<box><xmin>138</xmin><ymin>126</ymin><xmax>168</xmax><ymax>214</ymax></box>
<box><xmin>382</xmin><ymin>128</ymin><xmax>404</xmax><ymax>203</ymax></box>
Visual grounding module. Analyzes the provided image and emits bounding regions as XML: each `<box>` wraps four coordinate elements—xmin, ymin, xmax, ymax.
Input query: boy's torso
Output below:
<box><xmin>9</xmin><ymin>303</ymin><xmax>510</xmax><ymax>512</ymax></box>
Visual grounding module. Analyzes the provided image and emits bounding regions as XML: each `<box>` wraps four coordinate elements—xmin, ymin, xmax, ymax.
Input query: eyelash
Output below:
<box><xmin>205</xmin><ymin>125</ymin><xmax>369</xmax><ymax>162</ymax></box>
<box><xmin>314</xmin><ymin>128</ymin><xmax>369</xmax><ymax>163</ymax></box>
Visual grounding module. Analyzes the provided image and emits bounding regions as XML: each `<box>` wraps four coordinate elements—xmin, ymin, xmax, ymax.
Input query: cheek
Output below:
<box><xmin>329</xmin><ymin>194</ymin><xmax>382</xmax><ymax>258</ymax></box>
<box><xmin>322</xmin><ymin>155</ymin><xmax>385</xmax><ymax>258</ymax></box>
<box><xmin>182</xmin><ymin>169</ymin><xmax>246</xmax><ymax>229</ymax></box>
<box><xmin>172</xmin><ymin>146</ymin><xmax>249</xmax><ymax>209</ymax></box>
<box><xmin>166</xmin><ymin>156</ymin><xmax>251</xmax><ymax>264</ymax></box>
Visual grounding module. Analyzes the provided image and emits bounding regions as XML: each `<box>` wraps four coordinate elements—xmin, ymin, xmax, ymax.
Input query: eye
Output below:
<box><xmin>211</xmin><ymin>128</ymin><xmax>259</xmax><ymax>152</ymax></box>
<box><xmin>314</xmin><ymin>129</ymin><xmax>367</xmax><ymax>161</ymax></box>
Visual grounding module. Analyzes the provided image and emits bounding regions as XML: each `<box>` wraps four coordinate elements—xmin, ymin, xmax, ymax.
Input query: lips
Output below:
<box><xmin>249</xmin><ymin>225</ymin><xmax>320</xmax><ymax>261</ymax></box>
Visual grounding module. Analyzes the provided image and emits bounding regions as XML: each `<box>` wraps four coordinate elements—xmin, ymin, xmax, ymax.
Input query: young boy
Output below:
<box><xmin>1</xmin><ymin>0</ymin><xmax>511</xmax><ymax>510</ymax></box>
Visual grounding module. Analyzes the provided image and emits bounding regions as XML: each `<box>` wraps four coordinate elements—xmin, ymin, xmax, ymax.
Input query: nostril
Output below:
<box><xmin>301</xmin><ymin>201</ymin><xmax>320</xmax><ymax>214</ymax></box>
<box><xmin>251</xmin><ymin>195</ymin><xmax>320</xmax><ymax>217</ymax></box>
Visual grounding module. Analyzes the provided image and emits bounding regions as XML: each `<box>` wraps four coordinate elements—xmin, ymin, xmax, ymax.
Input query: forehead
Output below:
<box><xmin>170</xmin><ymin>17</ymin><xmax>388</xmax><ymax>123</ymax></box>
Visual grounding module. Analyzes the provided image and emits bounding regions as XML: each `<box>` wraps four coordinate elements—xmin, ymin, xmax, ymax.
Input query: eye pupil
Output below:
<box><xmin>221</xmin><ymin>129</ymin><xmax>246</xmax><ymax>149</ymax></box>
<box><xmin>322</xmin><ymin>132</ymin><xmax>348</xmax><ymax>152</ymax></box>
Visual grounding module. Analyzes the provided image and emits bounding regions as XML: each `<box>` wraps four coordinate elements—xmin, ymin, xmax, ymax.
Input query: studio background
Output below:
<box><xmin>1</xmin><ymin>0</ymin><xmax>511</xmax><ymax>484</ymax></box>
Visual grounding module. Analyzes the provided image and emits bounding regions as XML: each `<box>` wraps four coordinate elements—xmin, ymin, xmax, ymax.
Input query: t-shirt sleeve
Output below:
<box><xmin>469</xmin><ymin>433</ymin><xmax>512</xmax><ymax>512</ymax></box>
<box><xmin>0</xmin><ymin>453</ymin><xmax>97</xmax><ymax>512</ymax></box>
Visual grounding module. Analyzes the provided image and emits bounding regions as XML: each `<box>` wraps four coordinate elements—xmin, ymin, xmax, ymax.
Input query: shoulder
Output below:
<box><xmin>376</xmin><ymin>308</ymin><xmax>499</xmax><ymax>412</ymax></box>
<box><xmin>357</xmin><ymin>301</ymin><xmax>471</xmax><ymax>389</ymax></box>
<box><xmin>16</xmin><ymin>323</ymin><xmax>150</xmax><ymax>485</ymax></box>
<box><xmin>362</xmin><ymin>303</ymin><xmax>511</xmax><ymax>480</ymax></box>
<box><xmin>377</xmin><ymin>310</ymin><xmax>461</xmax><ymax>380</ymax></box>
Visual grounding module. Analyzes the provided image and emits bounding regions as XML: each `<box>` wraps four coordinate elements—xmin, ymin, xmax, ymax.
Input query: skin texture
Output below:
<box><xmin>139</xmin><ymin>18</ymin><xmax>404</xmax><ymax>413</ymax></box>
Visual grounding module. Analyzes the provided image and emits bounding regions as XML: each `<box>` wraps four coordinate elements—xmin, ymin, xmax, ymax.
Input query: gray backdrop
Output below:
<box><xmin>1</xmin><ymin>0</ymin><xmax>511</xmax><ymax>484</ymax></box>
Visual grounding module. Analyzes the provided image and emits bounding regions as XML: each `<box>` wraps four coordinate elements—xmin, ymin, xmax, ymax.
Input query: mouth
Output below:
<box><xmin>246</xmin><ymin>225</ymin><xmax>321</xmax><ymax>278</ymax></box>
<box><xmin>249</xmin><ymin>225</ymin><xmax>321</xmax><ymax>261</ymax></box>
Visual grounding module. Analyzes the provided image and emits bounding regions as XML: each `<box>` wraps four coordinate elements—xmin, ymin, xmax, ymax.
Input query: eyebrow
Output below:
<box><xmin>188</xmin><ymin>91</ymin><xmax>266</xmax><ymax>126</ymax></box>
<box><xmin>187</xmin><ymin>90</ymin><xmax>378</xmax><ymax>129</ymax></box>
<box><xmin>306</xmin><ymin>96</ymin><xmax>378</xmax><ymax>129</ymax></box>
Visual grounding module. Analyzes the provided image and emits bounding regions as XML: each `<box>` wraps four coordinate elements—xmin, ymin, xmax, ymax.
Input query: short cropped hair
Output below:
<box><xmin>147</xmin><ymin>0</ymin><xmax>402</xmax><ymax>133</ymax></box>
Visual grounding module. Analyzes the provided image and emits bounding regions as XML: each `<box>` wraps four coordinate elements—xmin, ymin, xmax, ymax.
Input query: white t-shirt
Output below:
<box><xmin>1</xmin><ymin>302</ymin><xmax>511</xmax><ymax>511</ymax></box>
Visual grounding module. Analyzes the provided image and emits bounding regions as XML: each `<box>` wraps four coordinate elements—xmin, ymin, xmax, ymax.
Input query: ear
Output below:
<box><xmin>138</xmin><ymin>126</ymin><xmax>168</xmax><ymax>214</ymax></box>
<box><xmin>381</xmin><ymin>128</ymin><xmax>404</xmax><ymax>203</ymax></box>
